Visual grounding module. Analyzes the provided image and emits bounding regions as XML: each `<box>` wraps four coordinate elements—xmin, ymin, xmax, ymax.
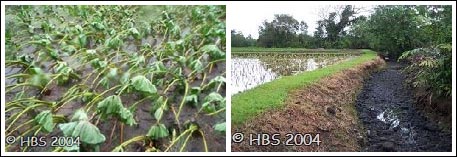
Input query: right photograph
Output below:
<box><xmin>230</xmin><ymin>3</ymin><xmax>452</xmax><ymax>152</ymax></box>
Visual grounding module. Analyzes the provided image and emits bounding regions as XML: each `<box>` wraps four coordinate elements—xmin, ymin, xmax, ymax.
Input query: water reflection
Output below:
<box><xmin>231</xmin><ymin>54</ymin><xmax>353</xmax><ymax>95</ymax></box>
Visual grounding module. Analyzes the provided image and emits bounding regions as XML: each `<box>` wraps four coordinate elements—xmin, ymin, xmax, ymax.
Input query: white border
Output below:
<box><xmin>1</xmin><ymin>1</ymin><xmax>456</xmax><ymax>156</ymax></box>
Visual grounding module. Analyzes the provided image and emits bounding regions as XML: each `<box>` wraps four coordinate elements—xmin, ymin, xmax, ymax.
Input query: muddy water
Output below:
<box><xmin>231</xmin><ymin>53</ymin><xmax>354</xmax><ymax>95</ymax></box>
<box><xmin>355</xmin><ymin>62</ymin><xmax>451</xmax><ymax>152</ymax></box>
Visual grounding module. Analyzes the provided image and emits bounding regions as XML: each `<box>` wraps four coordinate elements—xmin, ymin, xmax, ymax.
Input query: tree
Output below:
<box><xmin>257</xmin><ymin>14</ymin><xmax>308</xmax><ymax>48</ymax></box>
<box><xmin>231</xmin><ymin>30</ymin><xmax>256</xmax><ymax>47</ymax></box>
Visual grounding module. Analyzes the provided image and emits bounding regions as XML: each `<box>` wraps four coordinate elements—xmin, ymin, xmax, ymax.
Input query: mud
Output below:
<box><xmin>355</xmin><ymin>62</ymin><xmax>452</xmax><ymax>152</ymax></box>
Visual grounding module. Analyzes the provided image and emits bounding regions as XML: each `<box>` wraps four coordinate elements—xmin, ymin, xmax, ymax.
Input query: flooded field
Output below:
<box><xmin>231</xmin><ymin>52</ymin><xmax>355</xmax><ymax>95</ymax></box>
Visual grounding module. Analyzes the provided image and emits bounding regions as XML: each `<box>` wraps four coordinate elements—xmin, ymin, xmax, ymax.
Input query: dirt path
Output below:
<box><xmin>355</xmin><ymin>62</ymin><xmax>452</xmax><ymax>152</ymax></box>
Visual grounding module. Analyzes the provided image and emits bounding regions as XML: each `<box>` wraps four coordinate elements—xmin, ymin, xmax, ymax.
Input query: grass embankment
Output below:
<box><xmin>232</xmin><ymin>47</ymin><xmax>358</xmax><ymax>53</ymax></box>
<box><xmin>231</xmin><ymin>50</ymin><xmax>378</xmax><ymax>126</ymax></box>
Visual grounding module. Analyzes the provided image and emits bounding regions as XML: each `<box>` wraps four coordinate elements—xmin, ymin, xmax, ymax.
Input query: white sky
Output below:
<box><xmin>230</xmin><ymin>3</ymin><xmax>374</xmax><ymax>39</ymax></box>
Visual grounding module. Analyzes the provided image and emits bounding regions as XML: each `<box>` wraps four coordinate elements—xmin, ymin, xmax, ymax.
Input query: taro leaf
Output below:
<box><xmin>34</xmin><ymin>110</ymin><xmax>54</xmax><ymax>133</ymax></box>
<box><xmin>119</xmin><ymin>107</ymin><xmax>136</xmax><ymax>126</ymax></box>
<box><xmin>151</xmin><ymin>61</ymin><xmax>166</xmax><ymax>72</ymax></box>
<box><xmin>120</xmin><ymin>72</ymin><xmax>131</xmax><ymax>85</ymax></box>
<box><xmin>206</xmin><ymin>76</ymin><xmax>225</xmax><ymax>89</ymax></box>
<box><xmin>201</xmin><ymin>92</ymin><xmax>224</xmax><ymax>113</ymax></box>
<box><xmin>154</xmin><ymin>107</ymin><xmax>163</xmax><ymax>120</ymax></box>
<box><xmin>91</xmin><ymin>22</ymin><xmax>105</xmax><ymax>30</ymax></box>
<box><xmin>107</xmin><ymin>68</ymin><xmax>118</xmax><ymax>78</ymax></box>
<box><xmin>129</xmin><ymin>28</ymin><xmax>141</xmax><ymax>39</ymax></box>
<box><xmin>184</xmin><ymin>94</ymin><xmax>198</xmax><ymax>107</ymax></box>
<box><xmin>131</xmin><ymin>75</ymin><xmax>157</xmax><ymax>94</ymax></box>
<box><xmin>48</xmin><ymin>49</ymin><xmax>59</xmax><ymax>60</ymax></box>
<box><xmin>105</xmin><ymin>36</ymin><xmax>123</xmax><ymax>49</ymax></box>
<box><xmin>147</xmin><ymin>124</ymin><xmax>169</xmax><ymax>140</ymax></box>
<box><xmin>97</xmin><ymin>95</ymin><xmax>136</xmax><ymax>126</ymax></box>
<box><xmin>78</xmin><ymin>34</ymin><xmax>87</xmax><ymax>48</ymax></box>
<box><xmin>202</xmin><ymin>101</ymin><xmax>216</xmax><ymax>113</ymax></box>
<box><xmin>213</xmin><ymin>122</ymin><xmax>226</xmax><ymax>133</ymax></box>
<box><xmin>200</xmin><ymin>45</ymin><xmax>225</xmax><ymax>60</ymax></box>
<box><xmin>71</xmin><ymin>109</ymin><xmax>89</xmax><ymax>121</ymax></box>
<box><xmin>177</xmin><ymin>56</ymin><xmax>186</xmax><ymax>65</ymax></box>
<box><xmin>190</xmin><ymin>59</ymin><xmax>204</xmax><ymax>73</ymax></box>
<box><xmin>29</xmin><ymin>67</ymin><xmax>50</xmax><ymax>87</ymax></box>
<box><xmin>90</xmin><ymin>58</ymin><xmax>107</xmax><ymax>69</ymax></box>
<box><xmin>97</xmin><ymin>95</ymin><xmax>123</xmax><ymax>118</ymax></box>
<box><xmin>59</xmin><ymin>109</ymin><xmax>105</xmax><ymax>146</ymax></box>
<box><xmin>151</xmin><ymin>96</ymin><xmax>165</xmax><ymax>112</ymax></box>
<box><xmin>82</xmin><ymin>92</ymin><xmax>95</xmax><ymax>102</ymax></box>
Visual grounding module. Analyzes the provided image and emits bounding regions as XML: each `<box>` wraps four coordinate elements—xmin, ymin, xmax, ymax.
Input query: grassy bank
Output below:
<box><xmin>231</xmin><ymin>50</ymin><xmax>378</xmax><ymax>126</ymax></box>
<box><xmin>232</xmin><ymin>47</ymin><xmax>358</xmax><ymax>53</ymax></box>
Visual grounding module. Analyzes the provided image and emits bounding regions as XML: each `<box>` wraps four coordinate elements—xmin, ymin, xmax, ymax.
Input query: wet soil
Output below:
<box><xmin>355</xmin><ymin>62</ymin><xmax>452</xmax><ymax>152</ymax></box>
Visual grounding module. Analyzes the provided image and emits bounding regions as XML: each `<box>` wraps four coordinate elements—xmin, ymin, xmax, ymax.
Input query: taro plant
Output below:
<box><xmin>5</xmin><ymin>5</ymin><xmax>225</xmax><ymax>152</ymax></box>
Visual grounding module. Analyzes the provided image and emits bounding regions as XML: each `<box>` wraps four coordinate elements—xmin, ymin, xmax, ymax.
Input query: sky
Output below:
<box><xmin>229</xmin><ymin>3</ymin><xmax>374</xmax><ymax>39</ymax></box>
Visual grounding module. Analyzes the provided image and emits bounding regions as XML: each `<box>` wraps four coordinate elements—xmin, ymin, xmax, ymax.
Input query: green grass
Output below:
<box><xmin>231</xmin><ymin>50</ymin><xmax>378</xmax><ymax>126</ymax></box>
<box><xmin>231</xmin><ymin>47</ymin><xmax>358</xmax><ymax>53</ymax></box>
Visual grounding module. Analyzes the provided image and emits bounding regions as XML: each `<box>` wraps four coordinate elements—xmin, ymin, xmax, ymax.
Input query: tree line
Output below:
<box><xmin>231</xmin><ymin>5</ymin><xmax>451</xmax><ymax>59</ymax></box>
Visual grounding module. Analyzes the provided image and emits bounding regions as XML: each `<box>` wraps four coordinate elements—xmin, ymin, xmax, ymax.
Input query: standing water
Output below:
<box><xmin>231</xmin><ymin>53</ymin><xmax>354</xmax><ymax>95</ymax></box>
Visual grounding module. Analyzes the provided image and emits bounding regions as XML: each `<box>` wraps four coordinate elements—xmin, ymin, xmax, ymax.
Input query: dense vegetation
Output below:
<box><xmin>5</xmin><ymin>5</ymin><xmax>226</xmax><ymax>152</ymax></box>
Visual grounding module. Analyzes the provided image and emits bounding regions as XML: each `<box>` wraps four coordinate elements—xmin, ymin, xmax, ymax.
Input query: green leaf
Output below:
<box><xmin>97</xmin><ymin>95</ymin><xmax>136</xmax><ymax>126</ymax></box>
<box><xmin>184</xmin><ymin>94</ymin><xmax>198</xmax><ymax>107</ymax></box>
<box><xmin>107</xmin><ymin>68</ymin><xmax>118</xmax><ymax>78</ymax></box>
<box><xmin>154</xmin><ymin>107</ymin><xmax>163</xmax><ymax>120</ymax></box>
<box><xmin>97</xmin><ymin>95</ymin><xmax>123</xmax><ymax>117</ymax></box>
<box><xmin>147</xmin><ymin>124</ymin><xmax>169</xmax><ymax>140</ymax></box>
<box><xmin>71</xmin><ymin>109</ymin><xmax>89</xmax><ymax>121</ymax></box>
<box><xmin>78</xmin><ymin>34</ymin><xmax>87</xmax><ymax>48</ymax></box>
<box><xmin>59</xmin><ymin>109</ymin><xmax>105</xmax><ymax>145</ymax></box>
<box><xmin>190</xmin><ymin>59</ymin><xmax>204</xmax><ymax>73</ymax></box>
<box><xmin>213</xmin><ymin>122</ymin><xmax>226</xmax><ymax>132</ymax></box>
<box><xmin>131</xmin><ymin>75</ymin><xmax>157</xmax><ymax>94</ymax></box>
<box><xmin>200</xmin><ymin>44</ymin><xmax>225</xmax><ymax>60</ymax></box>
<box><xmin>129</xmin><ymin>28</ymin><xmax>141</xmax><ymax>39</ymax></box>
<box><xmin>201</xmin><ymin>92</ymin><xmax>224</xmax><ymax>113</ymax></box>
<box><xmin>34</xmin><ymin>110</ymin><xmax>54</xmax><ymax>133</ymax></box>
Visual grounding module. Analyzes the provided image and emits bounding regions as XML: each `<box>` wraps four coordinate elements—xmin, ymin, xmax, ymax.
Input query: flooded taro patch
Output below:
<box><xmin>231</xmin><ymin>52</ymin><xmax>355</xmax><ymax>95</ymax></box>
<box><xmin>4</xmin><ymin>5</ymin><xmax>226</xmax><ymax>152</ymax></box>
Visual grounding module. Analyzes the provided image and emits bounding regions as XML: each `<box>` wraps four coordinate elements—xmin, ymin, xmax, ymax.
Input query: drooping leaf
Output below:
<box><xmin>200</xmin><ymin>44</ymin><xmax>225</xmax><ymax>60</ymax></box>
<box><xmin>130</xmin><ymin>75</ymin><xmax>157</xmax><ymax>94</ymax></box>
<box><xmin>201</xmin><ymin>92</ymin><xmax>224</xmax><ymax>113</ymax></box>
<box><xmin>97</xmin><ymin>95</ymin><xmax>123</xmax><ymax>117</ymax></box>
<box><xmin>59</xmin><ymin>109</ymin><xmax>105</xmax><ymax>146</ymax></box>
<box><xmin>34</xmin><ymin>110</ymin><xmax>54</xmax><ymax>133</ymax></box>
<box><xmin>147</xmin><ymin>124</ymin><xmax>169</xmax><ymax>140</ymax></box>
<box><xmin>96</xmin><ymin>95</ymin><xmax>136</xmax><ymax>126</ymax></box>
<box><xmin>154</xmin><ymin>107</ymin><xmax>163</xmax><ymax>120</ymax></box>
<box><xmin>213</xmin><ymin>122</ymin><xmax>226</xmax><ymax>132</ymax></box>
<box><xmin>71</xmin><ymin>109</ymin><xmax>89</xmax><ymax>121</ymax></box>
<box><xmin>190</xmin><ymin>59</ymin><xmax>204</xmax><ymax>73</ymax></box>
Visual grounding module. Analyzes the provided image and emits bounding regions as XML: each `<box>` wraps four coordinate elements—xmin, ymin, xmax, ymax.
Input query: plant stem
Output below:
<box><xmin>175</xmin><ymin>79</ymin><xmax>189</xmax><ymax>126</ymax></box>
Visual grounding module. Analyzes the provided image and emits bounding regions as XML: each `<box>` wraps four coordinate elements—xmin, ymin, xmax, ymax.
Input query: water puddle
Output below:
<box><xmin>376</xmin><ymin>109</ymin><xmax>416</xmax><ymax>145</ymax></box>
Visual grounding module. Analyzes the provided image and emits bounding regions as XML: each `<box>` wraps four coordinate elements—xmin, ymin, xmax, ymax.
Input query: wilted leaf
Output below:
<box><xmin>34</xmin><ymin>110</ymin><xmax>54</xmax><ymax>133</ymax></box>
<box><xmin>147</xmin><ymin>124</ymin><xmax>169</xmax><ymax>140</ymax></box>
<box><xmin>213</xmin><ymin>122</ymin><xmax>226</xmax><ymax>132</ymax></box>
<box><xmin>200</xmin><ymin>45</ymin><xmax>225</xmax><ymax>60</ymax></box>
<box><xmin>190</xmin><ymin>59</ymin><xmax>204</xmax><ymax>73</ymax></box>
<box><xmin>131</xmin><ymin>75</ymin><xmax>157</xmax><ymax>94</ymax></box>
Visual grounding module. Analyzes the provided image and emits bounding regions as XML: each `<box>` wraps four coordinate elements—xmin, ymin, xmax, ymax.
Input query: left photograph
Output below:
<box><xmin>4</xmin><ymin>5</ymin><xmax>226</xmax><ymax>152</ymax></box>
